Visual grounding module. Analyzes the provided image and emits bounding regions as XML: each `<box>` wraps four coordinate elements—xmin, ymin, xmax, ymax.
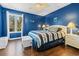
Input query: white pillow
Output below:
<box><xmin>48</xmin><ymin>27</ymin><xmax>58</xmax><ymax>32</ymax></box>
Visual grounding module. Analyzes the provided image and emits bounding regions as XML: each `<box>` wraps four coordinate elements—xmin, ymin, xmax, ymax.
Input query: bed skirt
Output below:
<box><xmin>32</xmin><ymin>38</ymin><xmax>65</xmax><ymax>51</ymax></box>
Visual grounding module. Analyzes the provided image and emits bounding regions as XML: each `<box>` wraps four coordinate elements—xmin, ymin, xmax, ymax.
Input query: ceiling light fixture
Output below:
<box><xmin>30</xmin><ymin>3</ymin><xmax>49</xmax><ymax>11</ymax></box>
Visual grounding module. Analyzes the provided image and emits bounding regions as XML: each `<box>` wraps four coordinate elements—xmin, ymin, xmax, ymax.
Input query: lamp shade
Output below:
<box><xmin>42</xmin><ymin>24</ymin><xmax>46</xmax><ymax>28</ymax></box>
<box><xmin>67</xmin><ymin>22</ymin><xmax>76</xmax><ymax>29</ymax></box>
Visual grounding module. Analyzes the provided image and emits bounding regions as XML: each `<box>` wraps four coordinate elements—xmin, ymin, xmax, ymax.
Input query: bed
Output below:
<box><xmin>28</xmin><ymin>25</ymin><xmax>67</xmax><ymax>51</ymax></box>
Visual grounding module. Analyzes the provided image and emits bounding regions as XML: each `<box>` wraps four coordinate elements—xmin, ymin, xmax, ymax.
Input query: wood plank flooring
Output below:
<box><xmin>0</xmin><ymin>40</ymin><xmax>79</xmax><ymax>56</ymax></box>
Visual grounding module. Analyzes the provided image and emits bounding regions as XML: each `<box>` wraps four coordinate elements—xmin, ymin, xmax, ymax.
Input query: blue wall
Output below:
<box><xmin>23</xmin><ymin>14</ymin><xmax>45</xmax><ymax>36</ymax></box>
<box><xmin>1</xmin><ymin>3</ymin><xmax>79</xmax><ymax>38</ymax></box>
<box><xmin>0</xmin><ymin>5</ymin><xmax>45</xmax><ymax>38</ymax></box>
<box><xmin>45</xmin><ymin>3</ymin><xmax>79</xmax><ymax>27</ymax></box>
<box><xmin>0</xmin><ymin>6</ymin><xmax>2</xmax><ymax>37</ymax></box>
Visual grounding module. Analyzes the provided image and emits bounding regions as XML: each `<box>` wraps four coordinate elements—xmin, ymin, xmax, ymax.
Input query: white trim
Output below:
<box><xmin>6</xmin><ymin>11</ymin><xmax>23</xmax><ymax>40</ymax></box>
<box><xmin>9</xmin><ymin>37</ymin><xmax>22</xmax><ymax>40</ymax></box>
<box><xmin>7</xmin><ymin>11</ymin><xmax>9</xmax><ymax>39</ymax></box>
<box><xmin>9</xmin><ymin>31</ymin><xmax>21</xmax><ymax>33</ymax></box>
<box><xmin>21</xmin><ymin>14</ymin><xmax>24</xmax><ymax>37</ymax></box>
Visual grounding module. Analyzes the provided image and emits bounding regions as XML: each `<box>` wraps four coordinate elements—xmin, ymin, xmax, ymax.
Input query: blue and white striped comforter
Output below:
<box><xmin>28</xmin><ymin>30</ymin><xmax>66</xmax><ymax>48</ymax></box>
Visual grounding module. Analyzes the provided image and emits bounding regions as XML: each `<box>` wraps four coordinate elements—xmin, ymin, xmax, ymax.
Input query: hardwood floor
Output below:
<box><xmin>0</xmin><ymin>40</ymin><xmax>79</xmax><ymax>56</ymax></box>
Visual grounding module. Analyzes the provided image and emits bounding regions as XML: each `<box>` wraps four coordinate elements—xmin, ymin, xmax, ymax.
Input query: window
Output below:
<box><xmin>7</xmin><ymin>11</ymin><xmax>23</xmax><ymax>39</ymax></box>
<box><xmin>9</xmin><ymin>13</ymin><xmax>23</xmax><ymax>33</ymax></box>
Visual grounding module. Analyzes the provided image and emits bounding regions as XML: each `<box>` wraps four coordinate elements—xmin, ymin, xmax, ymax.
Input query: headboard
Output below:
<box><xmin>46</xmin><ymin>25</ymin><xmax>67</xmax><ymax>34</ymax></box>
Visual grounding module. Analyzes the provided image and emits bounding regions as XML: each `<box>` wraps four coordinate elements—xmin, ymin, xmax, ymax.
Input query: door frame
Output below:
<box><xmin>6</xmin><ymin>11</ymin><xmax>23</xmax><ymax>40</ymax></box>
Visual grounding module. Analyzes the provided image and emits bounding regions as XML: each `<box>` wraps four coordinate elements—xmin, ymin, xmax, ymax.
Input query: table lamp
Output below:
<box><xmin>42</xmin><ymin>24</ymin><xmax>46</xmax><ymax>30</ymax></box>
<box><xmin>67</xmin><ymin>22</ymin><xmax>76</xmax><ymax>34</ymax></box>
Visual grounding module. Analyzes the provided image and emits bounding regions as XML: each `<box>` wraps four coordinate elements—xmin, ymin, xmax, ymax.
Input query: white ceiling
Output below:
<box><xmin>1</xmin><ymin>3</ymin><xmax>70</xmax><ymax>16</ymax></box>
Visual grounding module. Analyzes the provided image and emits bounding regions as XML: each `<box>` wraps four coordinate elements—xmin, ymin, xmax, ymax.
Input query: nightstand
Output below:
<box><xmin>65</xmin><ymin>34</ymin><xmax>79</xmax><ymax>49</ymax></box>
<box><xmin>22</xmin><ymin>36</ymin><xmax>32</xmax><ymax>48</ymax></box>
